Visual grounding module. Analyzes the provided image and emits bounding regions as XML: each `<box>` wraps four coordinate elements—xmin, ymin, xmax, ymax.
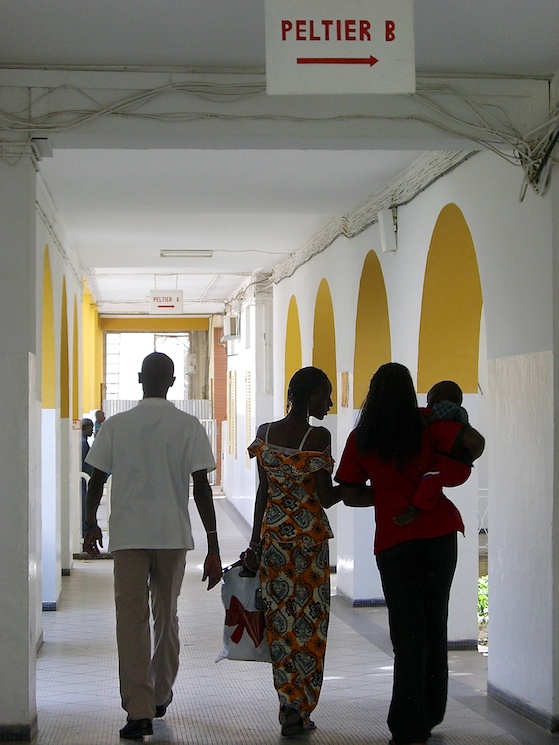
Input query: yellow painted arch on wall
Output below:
<box><xmin>60</xmin><ymin>277</ymin><xmax>69</xmax><ymax>418</ymax></box>
<box><xmin>353</xmin><ymin>251</ymin><xmax>391</xmax><ymax>408</ymax></box>
<box><xmin>72</xmin><ymin>296</ymin><xmax>79</xmax><ymax>419</ymax></box>
<box><xmin>312</xmin><ymin>279</ymin><xmax>337</xmax><ymax>414</ymax></box>
<box><xmin>417</xmin><ymin>203</ymin><xmax>483</xmax><ymax>394</ymax></box>
<box><xmin>41</xmin><ymin>247</ymin><xmax>55</xmax><ymax>409</ymax></box>
<box><xmin>284</xmin><ymin>295</ymin><xmax>303</xmax><ymax>411</ymax></box>
<box><xmin>82</xmin><ymin>279</ymin><xmax>102</xmax><ymax>412</ymax></box>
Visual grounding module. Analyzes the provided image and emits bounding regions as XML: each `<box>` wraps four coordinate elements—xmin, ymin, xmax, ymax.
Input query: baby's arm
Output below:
<box><xmin>431</xmin><ymin>400</ymin><xmax>469</xmax><ymax>424</ymax></box>
<box><xmin>394</xmin><ymin>455</ymin><xmax>471</xmax><ymax>526</ymax></box>
<box><xmin>413</xmin><ymin>454</ymin><xmax>471</xmax><ymax>510</ymax></box>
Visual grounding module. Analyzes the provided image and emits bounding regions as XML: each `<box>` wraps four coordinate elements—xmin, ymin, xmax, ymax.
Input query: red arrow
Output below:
<box><xmin>297</xmin><ymin>55</ymin><xmax>378</xmax><ymax>67</ymax></box>
<box><xmin>158</xmin><ymin>305</ymin><xmax>176</xmax><ymax>309</ymax></box>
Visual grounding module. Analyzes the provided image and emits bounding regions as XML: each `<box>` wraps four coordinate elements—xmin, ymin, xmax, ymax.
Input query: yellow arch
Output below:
<box><xmin>60</xmin><ymin>278</ymin><xmax>69</xmax><ymax>418</ymax></box>
<box><xmin>72</xmin><ymin>296</ymin><xmax>79</xmax><ymax>419</ymax></box>
<box><xmin>42</xmin><ymin>247</ymin><xmax>56</xmax><ymax>408</ymax></box>
<box><xmin>417</xmin><ymin>203</ymin><xmax>483</xmax><ymax>394</ymax></box>
<box><xmin>284</xmin><ymin>296</ymin><xmax>303</xmax><ymax>409</ymax></box>
<box><xmin>353</xmin><ymin>251</ymin><xmax>391</xmax><ymax>408</ymax></box>
<box><xmin>82</xmin><ymin>279</ymin><xmax>103</xmax><ymax>412</ymax></box>
<box><xmin>312</xmin><ymin>279</ymin><xmax>337</xmax><ymax>414</ymax></box>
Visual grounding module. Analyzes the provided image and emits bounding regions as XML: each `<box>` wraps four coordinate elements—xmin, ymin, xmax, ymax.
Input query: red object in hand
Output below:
<box><xmin>225</xmin><ymin>595</ymin><xmax>266</xmax><ymax>647</ymax></box>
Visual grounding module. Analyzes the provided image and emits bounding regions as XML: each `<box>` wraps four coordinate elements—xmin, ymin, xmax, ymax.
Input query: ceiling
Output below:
<box><xmin>1</xmin><ymin>0</ymin><xmax>558</xmax><ymax>316</ymax></box>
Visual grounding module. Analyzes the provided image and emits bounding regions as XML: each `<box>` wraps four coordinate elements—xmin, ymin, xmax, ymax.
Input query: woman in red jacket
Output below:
<box><xmin>335</xmin><ymin>363</ymin><xmax>484</xmax><ymax>745</ymax></box>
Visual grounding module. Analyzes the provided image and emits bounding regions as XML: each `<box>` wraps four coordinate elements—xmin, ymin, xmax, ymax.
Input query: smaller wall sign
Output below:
<box><xmin>149</xmin><ymin>290</ymin><xmax>183</xmax><ymax>315</ymax></box>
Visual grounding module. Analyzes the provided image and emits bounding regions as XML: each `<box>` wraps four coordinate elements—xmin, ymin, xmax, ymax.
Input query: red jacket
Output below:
<box><xmin>335</xmin><ymin>419</ymin><xmax>467</xmax><ymax>554</ymax></box>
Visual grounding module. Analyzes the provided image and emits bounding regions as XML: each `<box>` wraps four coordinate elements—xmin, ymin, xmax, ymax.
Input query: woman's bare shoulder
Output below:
<box><xmin>306</xmin><ymin>425</ymin><xmax>331</xmax><ymax>451</ymax></box>
<box><xmin>255</xmin><ymin>422</ymin><xmax>270</xmax><ymax>438</ymax></box>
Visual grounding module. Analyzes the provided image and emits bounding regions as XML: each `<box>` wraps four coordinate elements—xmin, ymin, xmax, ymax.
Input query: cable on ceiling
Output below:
<box><xmin>0</xmin><ymin>76</ymin><xmax>557</xmax><ymax>197</ymax></box>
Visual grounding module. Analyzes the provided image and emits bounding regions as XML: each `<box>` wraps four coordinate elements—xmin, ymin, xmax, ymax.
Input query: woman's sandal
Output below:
<box><xmin>280</xmin><ymin>705</ymin><xmax>304</xmax><ymax>737</ymax></box>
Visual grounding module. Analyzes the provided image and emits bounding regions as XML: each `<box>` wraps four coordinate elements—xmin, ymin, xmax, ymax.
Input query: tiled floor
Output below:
<box><xmin>36</xmin><ymin>498</ymin><xmax>558</xmax><ymax>745</ymax></box>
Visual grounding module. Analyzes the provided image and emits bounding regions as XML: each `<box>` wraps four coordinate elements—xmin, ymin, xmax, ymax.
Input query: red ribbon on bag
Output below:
<box><xmin>225</xmin><ymin>595</ymin><xmax>266</xmax><ymax>647</ymax></box>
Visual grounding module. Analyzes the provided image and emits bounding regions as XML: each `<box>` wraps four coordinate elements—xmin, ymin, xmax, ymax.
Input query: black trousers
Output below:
<box><xmin>376</xmin><ymin>532</ymin><xmax>458</xmax><ymax>745</ymax></box>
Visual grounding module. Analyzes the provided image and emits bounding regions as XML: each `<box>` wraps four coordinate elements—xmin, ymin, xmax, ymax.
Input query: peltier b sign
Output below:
<box><xmin>265</xmin><ymin>0</ymin><xmax>415</xmax><ymax>95</ymax></box>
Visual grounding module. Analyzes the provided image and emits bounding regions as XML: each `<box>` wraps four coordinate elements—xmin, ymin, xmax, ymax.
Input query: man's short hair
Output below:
<box><xmin>140</xmin><ymin>352</ymin><xmax>174</xmax><ymax>385</ymax></box>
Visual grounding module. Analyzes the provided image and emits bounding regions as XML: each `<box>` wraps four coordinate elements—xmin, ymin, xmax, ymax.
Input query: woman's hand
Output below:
<box><xmin>341</xmin><ymin>483</ymin><xmax>374</xmax><ymax>507</ymax></box>
<box><xmin>241</xmin><ymin>544</ymin><xmax>261</xmax><ymax>573</ymax></box>
<box><xmin>394</xmin><ymin>504</ymin><xmax>421</xmax><ymax>525</ymax></box>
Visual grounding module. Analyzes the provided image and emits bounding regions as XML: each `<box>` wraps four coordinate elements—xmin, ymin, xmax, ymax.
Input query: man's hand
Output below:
<box><xmin>202</xmin><ymin>553</ymin><xmax>222</xmax><ymax>590</ymax></box>
<box><xmin>83</xmin><ymin>525</ymin><xmax>103</xmax><ymax>557</ymax></box>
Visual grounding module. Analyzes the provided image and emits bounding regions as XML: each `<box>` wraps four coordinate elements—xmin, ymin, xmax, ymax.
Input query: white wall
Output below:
<box><xmin>223</xmin><ymin>292</ymin><xmax>274</xmax><ymax>528</ymax></box>
<box><xmin>36</xmin><ymin>176</ymin><xmax>83</xmax><ymax>605</ymax></box>
<box><xmin>0</xmin><ymin>156</ymin><xmax>85</xmax><ymax>736</ymax></box>
<box><xmin>488</xmin><ymin>351</ymin><xmax>553</xmax><ymax>708</ymax></box>
<box><xmin>269</xmin><ymin>151</ymin><xmax>555</xmax><ymax>707</ymax></box>
<box><xmin>0</xmin><ymin>157</ymin><xmax>39</xmax><ymax>736</ymax></box>
<box><xmin>222</xmin><ymin>150</ymin><xmax>558</xmax><ymax>720</ymax></box>
<box><xmin>401</xmin><ymin>153</ymin><xmax>555</xmax><ymax>713</ymax></box>
<box><xmin>270</xmin><ymin>197</ymin><xmax>483</xmax><ymax>634</ymax></box>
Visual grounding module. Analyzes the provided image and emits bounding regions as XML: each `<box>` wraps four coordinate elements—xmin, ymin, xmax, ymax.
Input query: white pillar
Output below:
<box><xmin>334</xmin><ymin>375</ymin><xmax>384</xmax><ymax>604</ymax></box>
<box><xmin>71</xmin><ymin>428</ymin><xmax>83</xmax><ymax>557</ymax></box>
<box><xmin>60</xmin><ymin>421</ymin><xmax>72</xmax><ymax>573</ymax></box>
<box><xmin>0</xmin><ymin>157</ymin><xmax>39</xmax><ymax>739</ymax></box>
<box><xmin>446</xmin><ymin>393</ymin><xmax>482</xmax><ymax>646</ymax></box>
<box><xmin>41</xmin><ymin>409</ymin><xmax>61</xmax><ymax>606</ymax></box>
<box><xmin>485</xmin><ymin>165</ymin><xmax>559</xmax><ymax>729</ymax></box>
<box><xmin>336</xmin><ymin>502</ymin><xmax>382</xmax><ymax>603</ymax></box>
<box><xmin>487</xmin><ymin>350</ymin><xmax>555</xmax><ymax>724</ymax></box>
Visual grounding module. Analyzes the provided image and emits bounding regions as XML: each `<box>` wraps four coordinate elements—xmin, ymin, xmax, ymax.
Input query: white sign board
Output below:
<box><xmin>265</xmin><ymin>0</ymin><xmax>415</xmax><ymax>95</ymax></box>
<box><xmin>149</xmin><ymin>290</ymin><xmax>183</xmax><ymax>315</ymax></box>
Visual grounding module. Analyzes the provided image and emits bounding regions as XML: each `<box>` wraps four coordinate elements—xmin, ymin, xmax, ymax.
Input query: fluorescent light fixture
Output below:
<box><xmin>160</xmin><ymin>250</ymin><xmax>213</xmax><ymax>258</ymax></box>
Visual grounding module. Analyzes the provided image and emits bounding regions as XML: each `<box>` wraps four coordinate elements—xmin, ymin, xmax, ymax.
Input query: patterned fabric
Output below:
<box><xmin>260</xmin><ymin>536</ymin><xmax>330</xmax><ymax>718</ymax></box>
<box><xmin>247</xmin><ymin>438</ymin><xmax>334</xmax><ymax>544</ymax></box>
<box><xmin>431</xmin><ymin>400</ymin><xmax>469</xmax><ymax>424</ymax></box>
<box><xmin>247</xmin><ymin>437</ymin><xmax>334</xmax><ymax>718</ymax></box>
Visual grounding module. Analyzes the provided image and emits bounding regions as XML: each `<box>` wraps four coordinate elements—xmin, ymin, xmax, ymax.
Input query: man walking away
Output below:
<box><xmin>83</xmin><ymin>352</ymin><xmax>222</xmax><ymax>740</ymax></box>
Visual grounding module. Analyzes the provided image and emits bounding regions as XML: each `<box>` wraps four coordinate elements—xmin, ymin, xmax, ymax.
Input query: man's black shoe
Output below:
<box><xmin>119</xmin><ymin>718</ymin><xmax>153</xmax><ymax>739</ymax></box>
<box><xmin>155</xmin><ymin>690</ymin><xmax>173</xmax><ymax>718</ymax></box>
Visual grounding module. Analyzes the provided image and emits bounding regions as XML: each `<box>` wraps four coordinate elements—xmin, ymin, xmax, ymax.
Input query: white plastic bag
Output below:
<box><xmin>216</xmin><ymin>561</ymin><xmax>271</xmax><ymax>663</ymax></box>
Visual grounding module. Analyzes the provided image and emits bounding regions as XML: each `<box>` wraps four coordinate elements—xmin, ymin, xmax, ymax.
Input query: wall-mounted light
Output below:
<box><xmin>160</xmin><ymin>250</ymin><xmax>213</xmax><ymax>258</ymax></box>
<box><xmin>31</xmin><ymin>137</ymin><xmax>53</xmax><ymax>159</ymax></box>
<box><xmin>378</xmin><ymin>208</ymin><xmax>398</xmax><ymax>252</ymax></box>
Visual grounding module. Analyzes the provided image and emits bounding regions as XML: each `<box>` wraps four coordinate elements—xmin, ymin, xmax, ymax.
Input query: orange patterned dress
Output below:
<box><xmin>248</xmin><ymin>429</ymin><xmax>334</xmax><ymax>721</ymax></box>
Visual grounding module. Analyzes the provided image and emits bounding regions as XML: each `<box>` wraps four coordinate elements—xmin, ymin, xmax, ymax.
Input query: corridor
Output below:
<box><xmin>36</xmin><ymin>498</ymin><xmax>556</xmax><ymax>745</ymax></box>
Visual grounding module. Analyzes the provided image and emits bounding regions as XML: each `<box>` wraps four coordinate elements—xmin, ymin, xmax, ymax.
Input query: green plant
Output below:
<box><xmin>478</xmin><ymin>574</ymin><xmax>489</xmax><ymax>626</ymax></box>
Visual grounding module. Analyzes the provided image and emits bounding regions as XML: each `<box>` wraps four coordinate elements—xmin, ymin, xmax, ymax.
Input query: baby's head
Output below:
<box><xmin>427</xmin><ymin>380</ymin><xmax>463</xmax><ymax>408</ymax></box>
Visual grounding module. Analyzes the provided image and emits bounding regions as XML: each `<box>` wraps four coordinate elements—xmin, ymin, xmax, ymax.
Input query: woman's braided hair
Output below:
<box><xmin>287</xmin><ymin>367</ymin><xmax>329</xmax><ymax>413</ymax></box>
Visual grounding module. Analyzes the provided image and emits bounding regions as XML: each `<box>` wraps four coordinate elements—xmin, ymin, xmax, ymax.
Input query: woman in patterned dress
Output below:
<box><xmin>244</xmin><ymin>367</ymin><xmax>358</xmax><ymax>737</ymax></box>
